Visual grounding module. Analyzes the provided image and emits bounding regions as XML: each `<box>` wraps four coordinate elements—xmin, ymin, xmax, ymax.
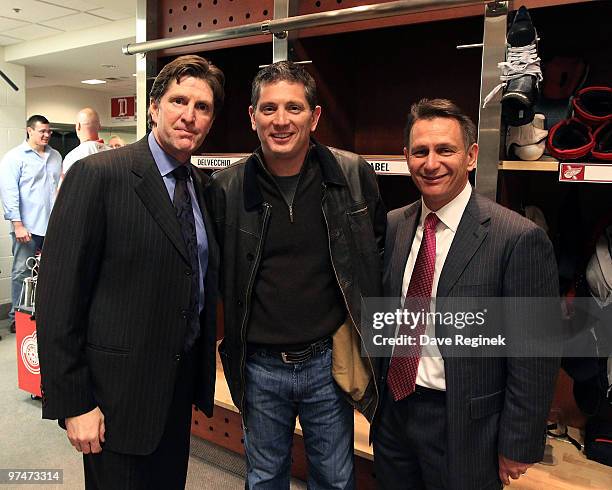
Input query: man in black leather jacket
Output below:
<box><xmin>206</xmin><ymin>61</ymin><xmax>385</xmax><ymax>489</ymax></box>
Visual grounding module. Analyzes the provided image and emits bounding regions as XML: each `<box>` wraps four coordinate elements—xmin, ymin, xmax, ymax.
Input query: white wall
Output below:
<box><xmin>0</xmin><ymin>49</ymin><xmax>26</xmax><ymax>308</ymax></box>
<box><xmin>27</xmin><ymin>86</ymin><xmax>137</xmax><ymax>130</ymax></box>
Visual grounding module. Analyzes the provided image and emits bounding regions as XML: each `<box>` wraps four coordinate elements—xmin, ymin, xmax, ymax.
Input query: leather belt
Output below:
<box><xmin>251</xmin><ymin>337</ymin><xmax>332</xmax><ymax>364</ymax></box>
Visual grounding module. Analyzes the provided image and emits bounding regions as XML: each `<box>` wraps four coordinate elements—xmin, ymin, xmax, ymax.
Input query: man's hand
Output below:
<box><xmin>65</xmin><ymin>406</ymin><xmax>106</xmax><ymax>454</ymax></box>
<box><xmin>498</xmin><ymin>454</ymin><xmax>533</xmax><ymax>486</ymax></box>
<box><xmin>13</xmin><ymin>222</ymin><xmax>31</xmax><ymax>243</ymax></box>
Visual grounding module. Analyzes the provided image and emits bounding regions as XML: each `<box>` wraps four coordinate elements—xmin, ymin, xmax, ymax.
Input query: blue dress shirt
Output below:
<box><xmin>0</xmin><ymin>141</ymin><xmax>62</xmax><ymax>236</ymax></box>
<box><xmin>148</xmin><ymin>132</ymin><xmax>208</xmax><ymax>313</ymax></box>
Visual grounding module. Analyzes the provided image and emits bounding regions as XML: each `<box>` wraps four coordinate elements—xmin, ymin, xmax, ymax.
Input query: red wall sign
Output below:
<box><xmin>111</xmin><ymin>96</ymin><xmax>136</xmax><ymax>122</ymax></box>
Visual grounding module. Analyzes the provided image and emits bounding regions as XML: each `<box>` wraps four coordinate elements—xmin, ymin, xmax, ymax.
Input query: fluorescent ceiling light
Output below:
<box><xmin>81</xmin><ymin>79</ymin><xmax>106</xmax><ymax>85</ymax></box>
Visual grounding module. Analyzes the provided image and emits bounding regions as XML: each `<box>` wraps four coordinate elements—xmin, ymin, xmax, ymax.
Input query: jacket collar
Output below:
<box><xmin>243</xmin><ymin>138</ymin><xmax>346</xmax><ymax>210</ymax></box>
<box><xmin>311</xmin><ymin>139</ymin><xmax>346</xmax><ymax>186</ymax></box>
<box><xmin>129</xmin><ymin>135</ymin><xmax>157</xmax><ymax>178</ymax></box>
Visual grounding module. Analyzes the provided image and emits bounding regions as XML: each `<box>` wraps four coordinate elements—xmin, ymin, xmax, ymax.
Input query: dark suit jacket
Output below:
<box><xmin>374</xmin><ymin>191</ymin><xmax>561</xmax><ymax>490</ymax></box>
<box><xmin>37</xmin><ymin>136</ymin><xmax>219</xmax><ymax>455</ymax></box>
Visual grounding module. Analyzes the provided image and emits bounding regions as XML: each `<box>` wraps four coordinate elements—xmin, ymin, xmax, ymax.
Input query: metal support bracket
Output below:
<box><xmin>474</xmin><ymin>1</ymin><xmax>508</xmax><ymax>199</ymax></box>
<box><xmin>273</xmin><ymin>0</ymin><xmax>298</xmax><ymax>63</ymax></box>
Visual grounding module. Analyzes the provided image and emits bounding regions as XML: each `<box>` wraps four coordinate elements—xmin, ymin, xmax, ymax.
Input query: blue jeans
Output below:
<box><xmin>9</xmin><ymin>233</ymin><xmax>40</xmax><ymax>321</ymax></box>
<box><xmin>243</xmin><ymin>346</ymin><xmax>355</xmax><ymax>490</ymax></box>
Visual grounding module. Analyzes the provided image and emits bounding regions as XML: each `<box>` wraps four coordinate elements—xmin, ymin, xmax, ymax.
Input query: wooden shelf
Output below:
<box><xmin>498</xmin><ymin>161</ymin><xmax>612</xmax><ymax>183</ymax></box>
<box><xmin>192</xmin><ymin>154</ymin><xmax>409</xmax><ymax>177</ymax></box>
<box><xmin>211</xmin><ymin>363</ymin><xmax>239</xmax><ymax>414</ymax></box>
<box><xmin>499</xmin><ymin>160</ymin><xmax>559</xmax><ymax>172</ymax></box>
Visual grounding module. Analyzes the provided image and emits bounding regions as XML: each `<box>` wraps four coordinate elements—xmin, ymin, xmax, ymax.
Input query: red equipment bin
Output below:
<box><xmin>15</xmin><ymin>310</ymin><xmax>41</xmax><ymax>397</ymax></box>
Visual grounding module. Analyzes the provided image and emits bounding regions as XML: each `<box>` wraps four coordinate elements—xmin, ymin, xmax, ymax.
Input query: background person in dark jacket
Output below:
<box><xmin>207</xmin><ymin>61</ymin><xmax>385</xmax><ymax>489</ymax></box>
<box><xmin>36</xmin><ymin>55</ymin><xmax>223</xmax><ymax>490</ymax></box>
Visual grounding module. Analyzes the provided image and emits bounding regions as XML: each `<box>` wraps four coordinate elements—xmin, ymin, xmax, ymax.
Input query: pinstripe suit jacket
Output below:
<box><xmin>375</xmin><ymin>191</ymin><xmax>560</xmax><ymax>490</ymax></box>
<box><xmin>37</xmin><ymin>136</ymin><xmax>219</xmax><ymax>455</ymax></box>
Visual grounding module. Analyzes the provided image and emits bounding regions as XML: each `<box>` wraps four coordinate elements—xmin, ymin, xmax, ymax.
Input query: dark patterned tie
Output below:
<box><xmin>387</xmin><ymin>212</ymin><xmax>439</xmax><ymax>401</ymax></box>
<box><xmin>172</xmin><ymin>165</ymin><xmax>201</xmax><ymax>351</ymax></box>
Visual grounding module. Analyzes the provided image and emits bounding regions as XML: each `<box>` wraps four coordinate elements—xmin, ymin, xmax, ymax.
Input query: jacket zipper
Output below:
<box><xmin>321</xmin><ymin>183</ymin><xmax>380</xmax><ymax>421</ymax></box>
<box><xmin>276</xmin><ymin>170</ymin><xmax>302</xmax><ymax>224</ymax></box>
<box><xmin>254</xmin><ymin>152</ymin><xmax>304</xmax><ymax>224</ymax></box>
<box><xmin>239</xmin><ymin>201</ymin><xmax>271</xmax><ymax>430</ymax></box>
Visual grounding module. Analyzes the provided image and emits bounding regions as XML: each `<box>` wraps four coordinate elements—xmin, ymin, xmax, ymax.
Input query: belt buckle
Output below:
<box><xmin>281</xmin><ymin>351</ymin><xmax>298</xmax><ymax>364</ymax></box>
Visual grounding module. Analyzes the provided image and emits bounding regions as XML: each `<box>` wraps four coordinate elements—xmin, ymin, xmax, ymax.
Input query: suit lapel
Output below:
<box><xmin>437</xmin><ymin>192</ymin><xmax>490</xmax><ymax>298</ymax></box>
<box><xmin>390</xmin><ymin>203</ymin><xmax>421</xmax><ymax>298</ymax></box>
<box><xmin>130</xmin><ymin>137</ymin><xmax>190</xmax><ymax>265</ymax></box>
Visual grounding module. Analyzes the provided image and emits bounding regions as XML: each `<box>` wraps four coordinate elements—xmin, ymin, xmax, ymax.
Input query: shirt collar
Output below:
<box><xmin>21</xmin><ymin>140</ymin><xmax>50</xmax><ymax>156</ymax></box>
<box><xmin>420</xmin><ymin>181</ymin><xmax>472</xmax><ymax>233</ymax></box>
<box><xmin>147</xmin><ymin>131</ymin><xmax>182</xmax><ymax>177</ymax></box>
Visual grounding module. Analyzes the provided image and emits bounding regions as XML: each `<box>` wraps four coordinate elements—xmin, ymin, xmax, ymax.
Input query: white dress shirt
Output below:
<box><xmin>401</xmin><ymin>182</ymin><xmax>472</xmax><ymax>390</ymax></box>
<box><xmin>0</xmin><ymin>141</ymin><xmax>62</xmax><ymax>236</ymax></box>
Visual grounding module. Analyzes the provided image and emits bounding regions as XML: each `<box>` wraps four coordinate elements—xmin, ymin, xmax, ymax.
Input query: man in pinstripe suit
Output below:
<box><xmin>372</xmin><ymin>99</ymin><xmax>560</xmax><ymax>489</ymax></box>
<box><xmin>36</xmin><ymin>55</ymin><xmax>223</xmax><ymax>489</ymax></box>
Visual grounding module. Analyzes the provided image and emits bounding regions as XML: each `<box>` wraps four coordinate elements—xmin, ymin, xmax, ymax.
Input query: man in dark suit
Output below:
<box><xmin>36</xmin><ymin>55</ymin><xmax>224</xmax><ymax>489</ymax></box>
<box><xmin>372</xmin><ymin>99</ymin><xmax>560</xmax><ymax>489</ymax></box>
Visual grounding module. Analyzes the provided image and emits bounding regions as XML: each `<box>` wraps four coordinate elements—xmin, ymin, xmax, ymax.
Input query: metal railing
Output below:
<box><xmin>123</xmin><ymin>0</ymin><xmax>487</xmax><ymax>56</ymax></box>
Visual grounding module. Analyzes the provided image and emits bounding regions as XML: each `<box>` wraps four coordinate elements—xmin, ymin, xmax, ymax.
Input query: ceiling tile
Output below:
<box><xmin>42</xmin><ymin>0</ymin><xmax>104</xmax><ymax>12</ymax></box>
<box><xmin>3</xmin><ymin>24</ymin><xmax>63</xmax><ymax>40</ymax></box>
<box><xmin>40</xmin><ymin>12</ymin><xmax>110</xmax><ymax>30</ymax></box>
<box><xmin>0</xmin><ymin>16</ymin><xmax>28</xmax><ymax>31</ymax></box>
<box><xmin>88</xmin><ymin>8</ymin><xmax>132</xmax><ymax>21</ymax></box>
<box><xmin>0</xmin><ymin>35</ymin><xmax>21</xmax><ymax>46</ymax></box>
<box><xmin>20</xmin><ymin>35</ymin><xmax>136</xmax><ymax>94</ymax></box>
<box><xmin>0</xmin><ymin>1</ymin><xmax>77</xmax><ymax>24</ymax></box>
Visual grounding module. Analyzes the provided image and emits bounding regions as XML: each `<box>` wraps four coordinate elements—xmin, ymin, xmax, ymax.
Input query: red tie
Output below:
<box><xmin>387</xmin><ymin>212</ymin><xmax>439</xmax><ymax>401</ymax></box>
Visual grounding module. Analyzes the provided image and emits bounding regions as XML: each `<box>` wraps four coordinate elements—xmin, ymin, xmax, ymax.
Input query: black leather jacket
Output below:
<box><xmin>206</xmin><ymin>141</ymin><xmax>386</xmax><ymax>426</ymax></box>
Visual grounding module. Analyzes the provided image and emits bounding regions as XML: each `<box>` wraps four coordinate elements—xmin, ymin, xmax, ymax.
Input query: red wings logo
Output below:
<box><xmin>21</xmin><ymin>332</ymin><xmax>40</xmax><ymax>375</ymax></box>
<box><xmin>561</xmin><ymin>165</ymin><xmax>583</xmax><ymax>180</ymax></box>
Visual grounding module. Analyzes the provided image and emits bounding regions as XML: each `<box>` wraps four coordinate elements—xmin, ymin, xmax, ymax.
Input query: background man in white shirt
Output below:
<box><xmin>372</xmin><ymin>98</ymin><xmax>560</xmax><ymax>489</ymax></box>
<box><xmin>62</xmin><ymin>108</ymin><xmax>109</xmax><ymax>177</ymax></box>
